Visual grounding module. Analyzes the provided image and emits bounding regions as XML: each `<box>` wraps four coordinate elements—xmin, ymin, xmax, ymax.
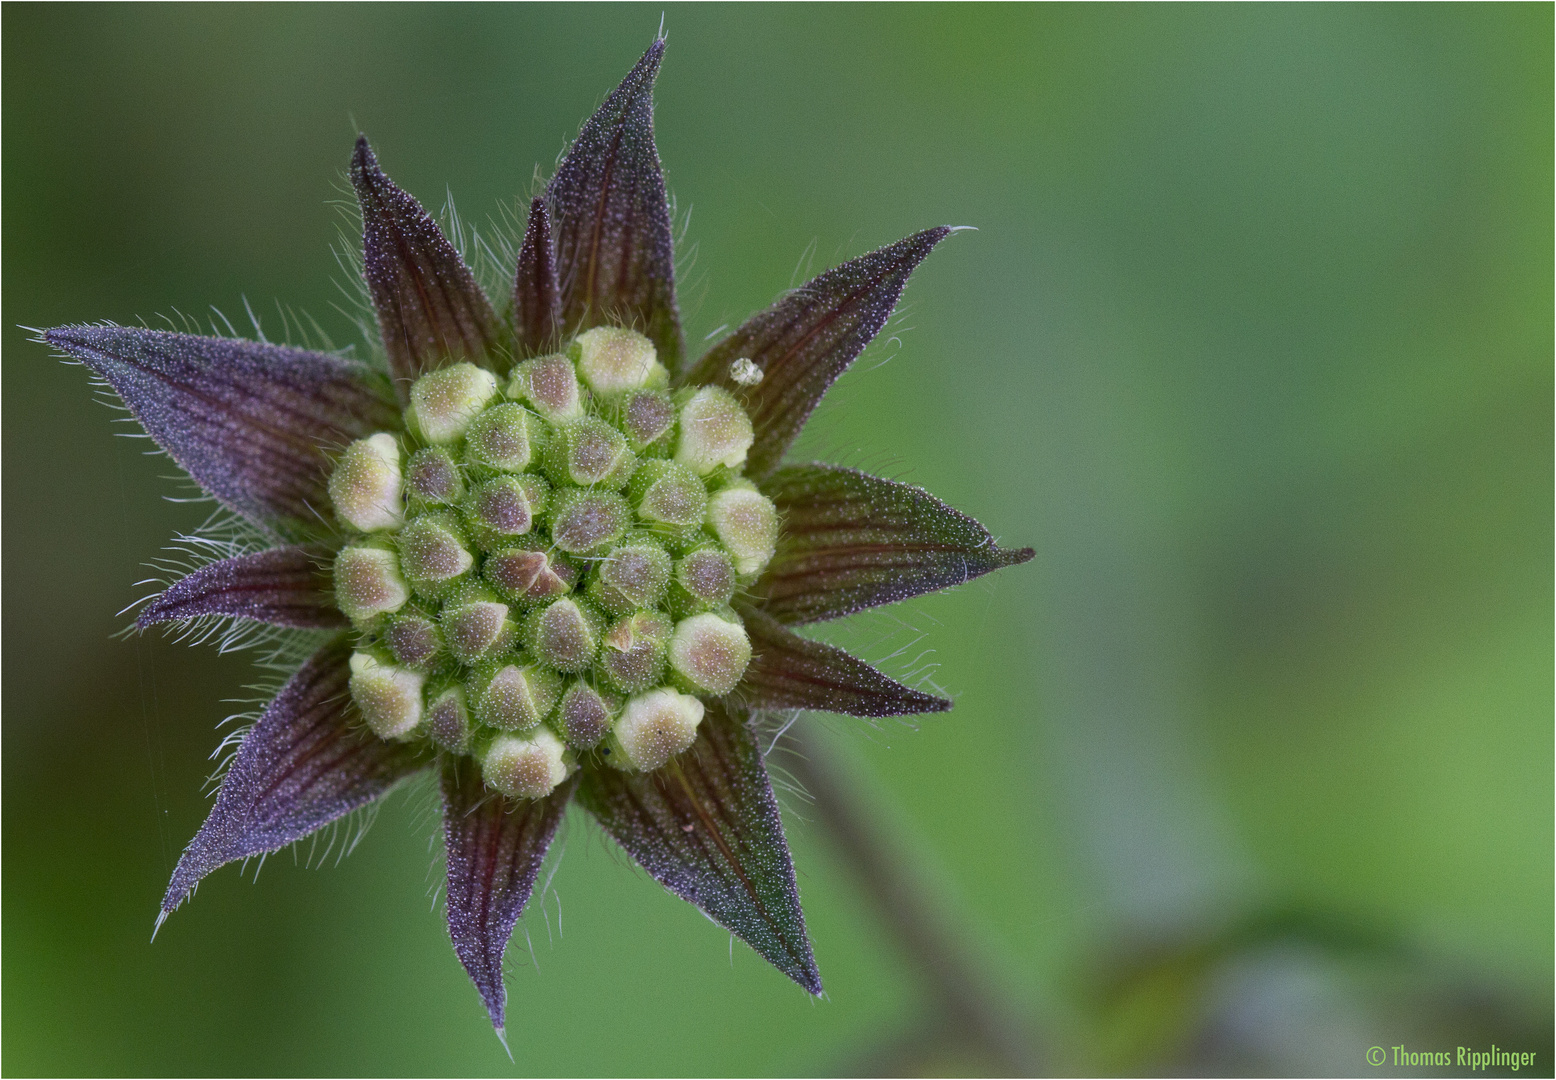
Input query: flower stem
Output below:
<box><xmin>783</xmin><ymin>720</ymin><xmax>1046</xmax><ymax>1075</ymax></box>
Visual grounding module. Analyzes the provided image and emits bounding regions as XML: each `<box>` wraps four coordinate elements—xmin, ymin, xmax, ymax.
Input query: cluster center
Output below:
<box><xmin>327</xmin><ymin>327</ymin><xmax>776</xmax><ymax>799</ymax></box>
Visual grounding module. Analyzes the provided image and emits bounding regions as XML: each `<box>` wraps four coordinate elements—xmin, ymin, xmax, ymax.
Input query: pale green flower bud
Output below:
<box><xmin>707</xmin><ymin>483</ymin><xmax>778</xmax><ymax>575</ymax></box>
<box><xmin>668</xmin><ymin>612</ymin><xmax>752</xmax><ymax>695</ymax></box>
<box><xmin>328</xmin><ymin>433</ymin><xmax>403</xmax><ymax>532</ymax></box>
<box><xmin>465</xmin><ymin>403</ymin><xmax>544</xmax><ymax>472</ymax></box>
<box><xmin>611</xmin><ymin>688</ymin><xmax>704</xmax><ymax>772</ymax></box>
<box><xmin>630</xmin><ymin>460</ymin><xmax>709</xmax><ymax>528</ymax></box>
<box><xmin>599</xmin><ymin>610</ymin><xmax>671</xmax><ymax>694</ymax></box>
<box><xmin>426</xmin><ymin>683</ymin><xmax>472</xmax><ymax>754</ymax></box>
<box><xmin>397</xmin><ymin>512</ymin><xmax>474</xmax><ymax>596</ymax></box>
<box><xmin>556</xmin><ymin>681</ymin><xmax>614</xmax><ymax>749</ymax></box>
<box><xmin>507</xmin><ymin>354</ymin><xmax>582</xmax><ymax>421</ymax></box>
<box><xmin>672</xmin><ymin>546</ymin><xmax>737</xmax><ymax>612</ymax></box>
<box><xmin>462</xmin><ymin>474</ymin><xmax>548</xmax><ymax>547</ymax></box>
<box><xmin>348</xmin><ymin>652</ymin><xmax>425</xmax><ymax>741</ymax></box>
<box><xmin>549</xmin><ymin>489</ymin><xmax>631</xmax><ymax>555</ymax></box>
<box><xmin>384</xmin><ymin>609</ymin><xmax>443</xmax><ymax>668</ymax></box>
<box><xmin>522</xmin><ymin>598</ymin><xmax>601</xmax><ymax>672</ymax></box>
<box><xmin>333</xmin><ymin>543</ymin><xmax>410</xmax><ymax>622</ymax></box>
<box><xmin>675</xmin><ymin>387</ymin><xmax>754</xmax><ymax>475</ymax></box>
<box><xmin>470</xmin><ymin>659</ymin><xmax>562</xmax><ymax>732</ymax></box>
<box><xmin>484</xmin><ymin>547</ymin><xmax>575</xmax><ymax>605</ymax></box>
<box><xmin>404</xmin><ymin>447</ymin><xmax>464</xmax><ymax>505</ymax></box>
<box><xmin>440</xmin><ymin>595</ymin><xmax>514</xmax><ymax>664</ymax></box>
<box><xmin>407</xmin><ymin>362</ymin><xmax>498</xmax><ymax>444</ymax></box>
<box><xmin>620</xmin><ymin>389</ymin><xmax>677</xmax><ymax>451</ymax></box>
<box><xmin>544</xmin><ymin>416</ymin><xmax>636</xmax><ymax>489</ymax></box>
<box><xmin>572</xmin><ymin>326</ymin><xmax>666</xmax><ymax>396</ymax></box>
<box><xmin>589</xmin><ymin>538</ymin><xmax>671</xmax><ymax>614</ymax></box>
<box><xmin>482</xmin><ymin>728</ymin><xmax>570</xmax><ymax>800</ymax></box>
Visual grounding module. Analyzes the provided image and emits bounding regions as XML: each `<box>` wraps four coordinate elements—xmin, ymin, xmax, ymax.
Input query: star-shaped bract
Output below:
<box><xmin>44</xmin><ymin>40</ymin><xmax>1032</xmax><ymax>1037</ymax></box>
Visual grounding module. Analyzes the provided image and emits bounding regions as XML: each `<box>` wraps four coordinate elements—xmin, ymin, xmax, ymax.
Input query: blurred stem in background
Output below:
<box><xmin>791</xmin><ymin>707</ymin><xmax>1554</xmax><ymax>1077</ymax></box>
<box><xmin>787</xmin><ymin>720</ymin><xmax>1047</xmax><ymax>1076</ymax></box>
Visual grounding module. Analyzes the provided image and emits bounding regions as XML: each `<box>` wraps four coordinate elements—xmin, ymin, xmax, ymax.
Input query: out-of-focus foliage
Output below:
<box><xmin>4</xmin><ymin>5</ymin><xmax>1549</xmax><ymax>1075</ymax></box>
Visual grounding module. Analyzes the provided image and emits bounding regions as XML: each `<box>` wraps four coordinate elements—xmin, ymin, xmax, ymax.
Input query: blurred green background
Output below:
<box><xmin>4</xmin><ymin>5</ymin><xmax>1550</xmax><ymax>1076</ymax></box>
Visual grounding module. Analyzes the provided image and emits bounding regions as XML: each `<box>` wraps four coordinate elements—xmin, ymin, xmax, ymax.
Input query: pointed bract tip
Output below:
<box><xmin>42</xmin><ymin>325</ymin><xmax>85</xmax><ymax>352</ymax></box>
<box><xmin>625</xmin><ymin>37</ymin><xmax>665</xmax><ymax>87</ymax></box>
<box><xmin>151</xmin><ymin>908</ymin><xmax>170</xmax><ymax>944</ymax></box>
<box><xmin>493</xmin><ymin>1026</ymin><xmax>512</xmax><ymax>1061</ymax></box>
<box><xmin>349</xmin><ymin>135</ymin><xmax>382</xmax><ymax>189</ymax></box>
<box><xmin>1004</xmin><ymin>546</ymin><xmax>1036</xmax><ymax>566</ymax></box>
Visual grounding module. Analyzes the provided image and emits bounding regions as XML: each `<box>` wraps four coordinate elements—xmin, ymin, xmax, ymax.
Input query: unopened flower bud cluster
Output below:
<box><xmin>328</xmin><ymin>327</ymin><xmax>777</xmax><ymax>799</ymax></box>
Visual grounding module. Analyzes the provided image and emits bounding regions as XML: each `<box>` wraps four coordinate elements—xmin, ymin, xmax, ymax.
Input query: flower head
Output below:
<box><xmin>41</xmin><ymin>38</ymin><xmax>1032</xmax><ymax>1041</ymax></box>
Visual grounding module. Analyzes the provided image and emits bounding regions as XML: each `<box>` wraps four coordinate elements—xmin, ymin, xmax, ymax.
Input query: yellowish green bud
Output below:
<box><xmin>590</xmin><ymin>539</ymin><xmax>671</xmax><ymax>614</ymax></box>
<box><xmin>484</xmin><ymin>547</ymin><xmax>575</xmax><ymax>605</ymax></box>
<box><xmin>440</xmin><ymin>597</ymin><xmax>514</xmax><ymax>664</ymax></box>
<box><xmin>333</xmin><ymin>543</ymin><xmax>410</xmax><ymax>622</ymax></box>
<box><xmin>549</xmin><ymin>489</ymin><xmax>631</xmax><ymax>554</ymax></box>
<box><xmin>523</xmin><ymin>598</ymin><xmax>600</xmax><ymax>672</ymax></box>
<box><xmin>573</xmin><ymin>326</ymin><xmax>666</xmax><ymax>396</ymax></box>
<box><xmin>462</xmin><ymin>474</ymin><xmax>548</xmax><ymax>547</ymax></box>
<box><xmin>668</xmin><ymin>612</ymin><xmax>751</xmax><ymax>695</ymax></box>
<box><xmin>507</xmin><ymin>354</ymin><xmax>582</xmax><ymax>420</ymax></box>
<box><xmin>675</xmin><ymin>387</ymin><xmax>754</xmax><ymax>475</ymax></box>
<box><xmin>471</xmin><ymin>659</ymin><xmax>562</xmax><ymax>731</ymax></box>
<box><xmin>620</xmin><ymin>389</ymin><xmax>677</xmax><ymax>450</ymax></box>
<box><xmin>544</xmin><ymin>416</ymin><xmax>636</xmax><ymax>489</ymax></box>
<box><xmin>612</xmin><ymin>688</ymin><xmax>704</xmax><ymax>772</ymax></box>
<box><xmin>348</xmin><ymin>652</ymin><xmax>425</xmax><ymax>741</ymax></box>
<box><xmin>630</xmin><ymin>460</ymin><xmax>709</xmax><ymax>528</ymax></box>
<box><xmin>482</xmin><ymin>728</ymin><xmax>570</xmax><ymax>800</ymax></box>
<box><xmin>465</xmin><ymin>403</ymin><xmax>543</xmax><ymax>472</ymax></box>
<box><xmin>599</xmin><ymin>610</ymin><xmax>671</xmax><ymax>693</ymax></box>
<box><xmin>427</xmin><ymin>684</ymin><xmax>472</xmax><ymax>753</ymax></box>
<box><xmin>385</xmin><ymin>610</ymin><xmax>443</xmax><ymax>668</ymax></box>
<box><xmin>707</xmin><ymin>484</ymin><xmax>778</xmax><ymax>575</ymax></box>
<box><xmin>405</xmin><ymin>446</ymin><xmax>464</xmax><ymax>505</ymax></box>
<box><xmin>328</xmin><ymin>433</ymin><xmax>403</xmax><ymax>532</ymax></box>
<box><xmin>673</xmin><ymin>547</ymin><xmax>737</xmax><ymax>611</ymax></box>
<box><xmin>397</xmin><ymin>512</ymin><xmax>474</xmax><ymax>595</ymax></box>
<box><xmin>407</xmin><ymin>362</ymin><xmax>498</xmax><ymax>444</ymax></box>
<box><xmin>557</xmin><ymin>682</ymin><xmax>614</xmax><ymax>749</ymax></box>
